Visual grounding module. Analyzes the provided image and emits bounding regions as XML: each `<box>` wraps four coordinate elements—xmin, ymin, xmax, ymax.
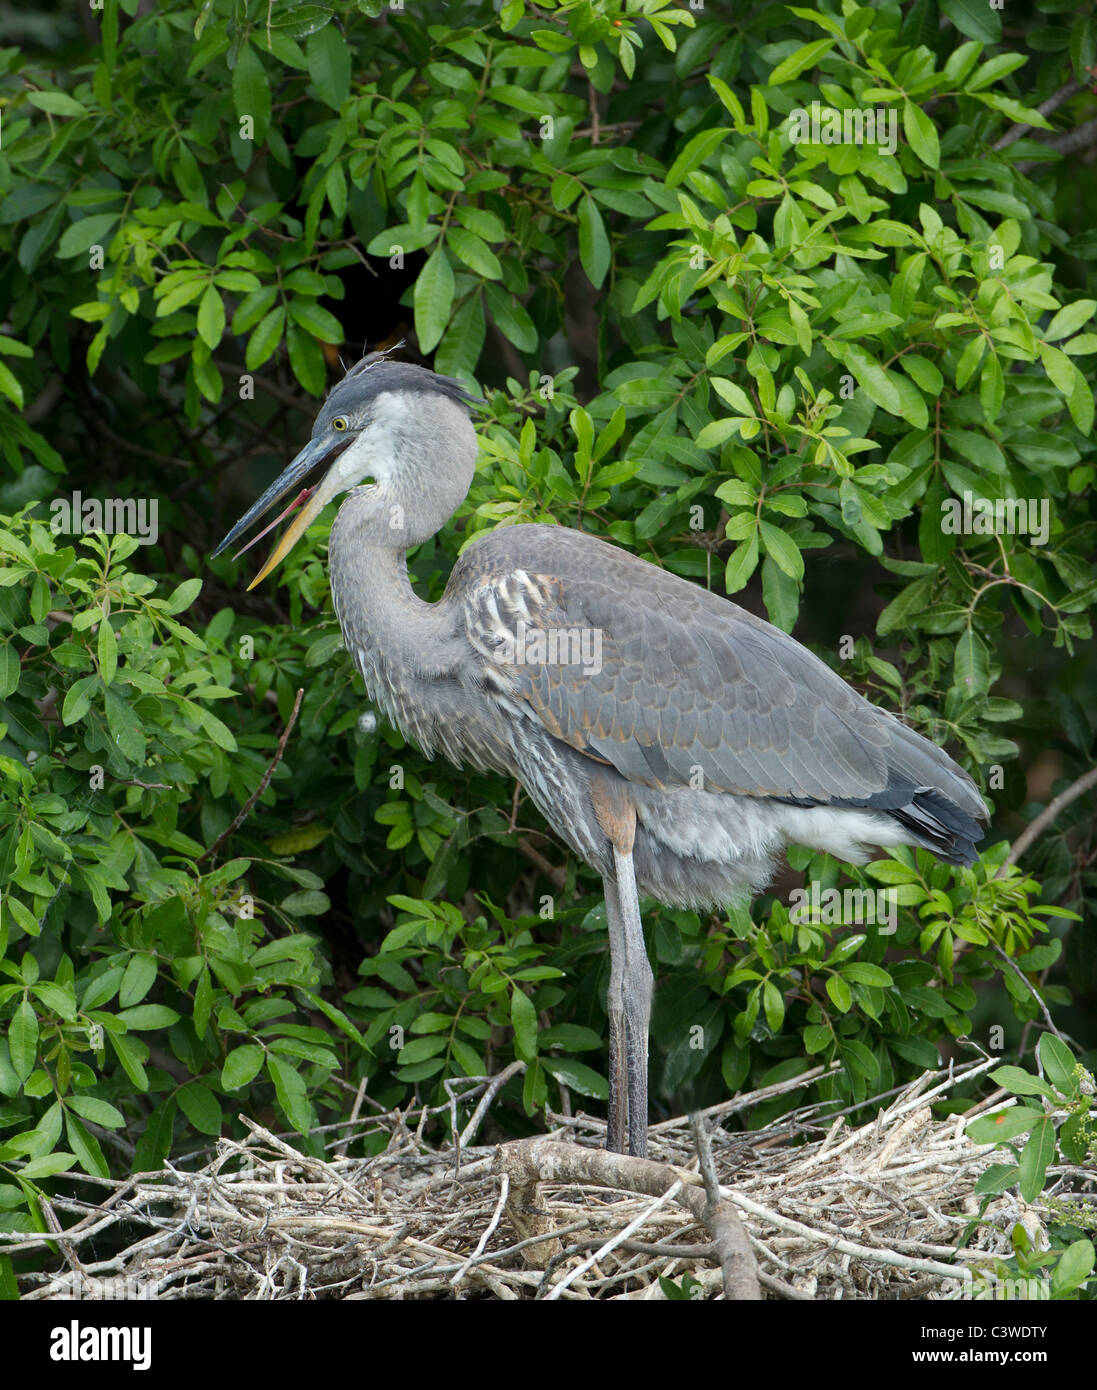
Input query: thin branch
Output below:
<box><xmin>494</xmin><ymin>1137</ymin><xmax>765</xmax><ymax>1299</ymax></box>
<box><xmin>690</xmin><ymin>1112</ymin><xmax>762</xmax><ymax>1300</ymax></box>
<box><xmin>516</xmin><ymin>837</ymin><xmax>567</xmax><ymax>890</ymax></box>
<box><xmin>95</xmin><ymin>418</ymin><xmax>194</xmax><ymax>471</ymax></box>
<box><xmin>992</xmin><ymin>78</ymin><xmax>1086</xmax><ymax>150</ymax></box>
<box><xmin>1000</xmin><ymin>764</ymin><xmax>1097</xmax><ymax>871</ymax></box>
<box><xmin>459</xmin><ymin>1061</ymin><xmax>527</xmax><ymax>1150</ymax></box>
<box><xmin>212</xmin><ymin>360</ymin><xmax>314</xmax><ymax>412</ymax></box>
<box><xmin>1033</xmin><ymin>115</ymin><xmax>1097</xmax><ymax>158</ymax></box>
<box><xmin>991</xmin><ymin>943</ymin><xmax>1068</xmax><ymax>1043</ymax></box>
<box><xmin>199</xmin><ymin>688</ymin><xmax>304</xmax><ymax>862</ymax></box>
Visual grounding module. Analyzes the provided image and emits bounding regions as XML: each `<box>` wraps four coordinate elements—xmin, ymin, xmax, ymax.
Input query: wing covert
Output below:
<box><xmin>457</xmin><ymin>534</ymin><xmax>897</xmax><ymax>806</ymax></box>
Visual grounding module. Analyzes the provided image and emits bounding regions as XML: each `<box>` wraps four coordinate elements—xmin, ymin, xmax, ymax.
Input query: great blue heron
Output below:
<box><xmin>214</xmin><ymin>354</ymin><xmax>987</xmax><ymax>1157</ymax></box>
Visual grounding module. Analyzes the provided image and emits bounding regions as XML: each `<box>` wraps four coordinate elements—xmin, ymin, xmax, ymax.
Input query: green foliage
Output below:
<box><xmin>0</xmin><ymin>0</ymin><xmax>1094</xmax><ymax>1289</ymax></box>
<box><xmin>965</xmin><ymin>1033</ymin><xmax>1096</xmax><ymax>1299</ymax></box>
<box><xmin>658</xmin><ymin>1271</ymin><xmax>706</xmax><ymax>1300</ymax></box>
<box><xmin>0</xmin><ymin>516</ymin><xmax>357</xmax><ymax>1227</ymax></box>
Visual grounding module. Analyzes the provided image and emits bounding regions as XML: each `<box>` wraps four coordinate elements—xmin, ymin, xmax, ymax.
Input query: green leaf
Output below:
<box><xmin>826</xmin><ymin>974</ymin><xmax>852</xmax><ymax>1012</ymax></box>
<box><xmin>763</xmin><ymin>979</ymin><xmax>785</xmax><ymax>1032</ymax></box>
<box><xmin>288</xmin><ymin>296</ymin><xmax>343</xmax><ymax>342</ymax></box>
<box><xmin>97</xmin><ymin>616</ymin><xmax>117</xmax><ymax>686</ymax></box>
<box><xmin>966</xmin><ymin>53</ymin><xmax>1028</xmax><ymax>92</ymax></box>
<box><xmin>414</xmin><ymin>248</ymin><xmax>455</xmax><ymax>353</ymax></box>
<box><xmin>941</xmin><ymin>0</ymin><xmax>1001</xmax><ymax>44</ymax></box>
<box><xmin>724</xmin><ymin>534</ymin><xmax>759</xmax><ymax>593</ymax></box>
<box><xmin>666</xmin><ymin>128</ymin><xmax>728</xmax><ymax>188</ymax></box>
<box><xmin>266</xmin><ymin>1055</ymin><xmax>311</xmax><ymax>1133</ymax></box>
<box><xmin>953</xmin><ymin>628</ymin><xmax>988</xmax><ymax>697</ymax></box>
<box><xmin>117</xmin><ymin>1004</ymin><xmax>180</xmax><ymax>1029</ymax></box>
<box><xmin>28</xmin><ymin>90</ymin><xmax>88</xmax><ymax>116</ymax></box>
<box><xmin>697</xmin><ymin>418</ymin><xmax>743</xmax><ymax>448</ymax></box>
<box><xmin>0</xmin><ymin>362</ymin><xmax>23</xmax><ymax>409</ymax></box>
<box><xmin>66</xmin><ymin>1095</ymin><xmax>125</xmax><ymax>1129</ymax></box>
<box><xmin>110</xmin><ymin>1032</ymin><xmax>148</xmax><ymax>1093</ymax></box>
<box><xmin>759</xmin><ymin>521</ymin><xmax>804</xmax><ymax>582</ymax></box>
<box><xmin>195</xmin><ymin>284</ymin><xmax>224</xmax><ymax>350</ymax></box>
<box><xmin>246</xmin><ymin>305</ymin><xmax>286</xmax><ymax>370</ymax></box>
<box><xmin>286</xmin><ymin>324</ymin><xmax>327</xmax><ymax>395</ymax></box>
<box><xmin>973</xmin><ymin>1162</ymin><xmax>1021</xmax><ymax>1196</ymax></box>
<box><xmin>841</xmin><ymin>962</ymin><xmax>894</xmax><ymax>987</ymax></box>
<box><xmin>18</xmin><ymin>1152</ymin><xmax>78</xmax><ymax>1180</ymax></box>
<box><xmin>133</xmin><ymin>1099</ymin><xmax>176</xmax><ymax>1171</ymax></box>
<box><xmin>269</xmin><ymin>5</ymin><xmax>333</xmax><ymax>40</ymax></box>
<box><xmin>398</xmin><ymin>1036</ymin><xmax>447</xmax><ymax>1064</ymax></box>
<box><xmin>9</xmin><ymin>1001</ymin><xmax>38</xmax><ymax>1082</ymax></box>
<box><xmin>119</xmin><ymin>953</ymin><xmax>158</xmax><ymax>1008</ymax></box>
<box><xmin>903</xmin><ymin>101</ymin><xmax>939</xmax><ymax>168</ymax></box>
<box><xmin>942</xmin><ymin>40</ymin><xmax>983</xmax><ymax>85</ymax></box>
<box><xmin>232</xmin><ymin>286</ymin><xmax>278</xmax><ymax>335</ymax></box>
<box><xmin>1038</xmin><ymin>1033</ymin><xmax>1079</xmax><ymax>1099</ymax></box>
<box><xmin>231</xmin><ymin>41</ymin><xmax>272</xmax><ymax>142</ymax></box>
<box><xmin>1018</xmin><ymin>1117</ymin><xmax>1056</xmax><ymax>1203</ymax></box>
<box><xmin>988</xmin><ymin>1066</ymin><xmax>1058</xmax><ymax>1101</ymax></box>
<box><xmin>65</xmin><ymin>1112</ymin><xmax>108</xmax><ymax>1178</ymax></box>
<box><xmin>0</xmin><ymin>642</ymin><xmax>21</xmax><ymax>699</ymax></box>
<box><xmin>445</xmin><ymin>227</ymin><xmax>502</xmax><ymax>280</ymax></box>
<box><xmin>435</xmin><ymin>294</ymin><xmax>486</xmax><ymax>378</ymax></box>
<box><xmin>1052</xmin><ymin>1239</ymin><xmax>1095</xmax><ymax>1298</ymax></box>
<box><xmin>541</xmin><ymin>1057</ymin><xmax>607</xmax><ymax>1098</ymax></box>
<box><xmin>306</xmin><ymin>22</ymin><xmax>351</xmax><ymax>108</ymax></box>
<box><xmin>1038</xmin><ymin>345</ymin><xmax>1072</xmax><ymax>402</ymax></box>
<box><xmin>711</xmin><ymin>378</ymin><xmax>756</xmax><ymax>416</ymax></box>
<box><xmin>577</xmin><ymin>196</ymin><xmax>610</xmax><ymax>289</ymax></box>
<box><xmin>967</xmin><ymin>1106</ymin><xmax>1042</xmax><ymax>1144</ymax></box>
<box><xmin>1045</xmin><ymin>298</ymin><xmax>1096</xmax><ymax>342</ymax></box>
<box><xmin>769</xmin><ymin>38</ymin><xmax>834</xmax><ymax>84</ymax></box>
<box><xmin>485</xmin><ymin>281</ymin><xmax>536</xmax><ymax>353</ymax></box>
<box><xmin>979</xmin><ymin>351</ymin><xmax>1004</xmax><ymax>423</ymax></box>
<box><xmin>176</xmin><ymin>1082</ymin><xmax>222</xmax><ymax>1136</ymax></box>
<box><xmin>222</xmin><ymin>1044</ymin><xmax>265</xmax><ymax>1091</ymax></box>
<box><xmin>57</xmin><ymin>214</ymin><xmax>119</xmax><ymax>260</ymax></box>
<box><xmin>104</xmin><ymin>688</ymin><xmax>146</xmax><ymax>762</ymax></box>
<box><xmin>510</xmin><ymin>988</ymin><xmax>538</xmax><ymax>1058</ymax></box>
<box><xmin>193</xmin><ymin>966</ymin><xmax>213</xmax><ymax>1039</ymax></box>
<box><xmin>838</xmin><ymin>343</ymin><xmax>902</xmax><ymax>414</ymax></box>
<box><xmin>163</xmin><ymin>577</ymin><xmax>203</xmax><ymax>615</ymax></box>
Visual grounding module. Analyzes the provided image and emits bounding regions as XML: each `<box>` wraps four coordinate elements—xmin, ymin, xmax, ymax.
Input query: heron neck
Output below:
<box><xmin>328</xmin><ymin>501</ymin><xmax>462</xmax><ymax>694</ymax></box>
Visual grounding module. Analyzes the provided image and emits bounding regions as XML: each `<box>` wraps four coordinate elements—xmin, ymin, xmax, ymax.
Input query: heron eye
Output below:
<box><xmin>332</xmin><ymin>416</ymin><xmax>348</xmax><ymax>432</ymax></box>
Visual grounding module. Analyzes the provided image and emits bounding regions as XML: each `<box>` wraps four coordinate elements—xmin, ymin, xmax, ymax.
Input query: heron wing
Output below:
<box><xmin>455</xmin><ymin>524</ymin><xmax>984</xmax><ymax>818</ymax></box>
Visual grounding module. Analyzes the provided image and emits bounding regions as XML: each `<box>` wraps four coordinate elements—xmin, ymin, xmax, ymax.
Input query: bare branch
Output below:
<box><xmin>200</xmin><ymin>687</ymin><xmax>304</xmax><ymax>862</ymax></box>
<box><xmin>992</xmin><ymin>78</ymin><xmax>1086</xmax><ymax>150</ymax></box>
<box><xmin>1000</xmin><ymin>764</ymin><xmax>1097</xmax><ymax>871</ymax></box>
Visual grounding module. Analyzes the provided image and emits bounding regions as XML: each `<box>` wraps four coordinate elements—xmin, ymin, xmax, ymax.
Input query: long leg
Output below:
<box><xmin>612</xmin><ymin>846</ymin><xmax>652</xmax><ymax>1159</ymax></box>
<box><xmin>604</xmin><ymin>874</ymin><xmax>628</xmax><ymax>1154</ymax></box>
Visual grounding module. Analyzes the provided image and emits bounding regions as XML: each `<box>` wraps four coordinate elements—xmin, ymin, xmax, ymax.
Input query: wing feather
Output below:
<box><xmin>451</xmin><ymin>524</ymin><xmax>983</xmax><ymax>820</ymax></box>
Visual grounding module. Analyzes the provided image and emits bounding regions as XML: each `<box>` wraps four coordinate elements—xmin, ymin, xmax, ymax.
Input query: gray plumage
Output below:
<box><xmin>215</xmin><ymin>354</ymin><xmax>987</xmax><ymax>1158</ymax></box>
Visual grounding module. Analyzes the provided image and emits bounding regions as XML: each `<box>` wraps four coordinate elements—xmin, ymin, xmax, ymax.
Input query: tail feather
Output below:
<box><xmin>836</xmin><ymin>714</ymin><xmax>987</xmax><ymax>866</ymax></box>
<box><xmin>889</xmin><ymin>786</ymin><xmax>983</xmax><ymax>866</ymax></box>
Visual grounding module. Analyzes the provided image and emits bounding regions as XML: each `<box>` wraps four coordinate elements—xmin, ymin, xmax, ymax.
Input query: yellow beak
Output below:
<box><xmin>212</xmin><ymin>428</ymin><xmax>351</xmax><ymax>587</ymax></box>
<box><xmin>246</xmin><ymin>485</ymin><xmax>334</xmax><ymax>590</ymax></box>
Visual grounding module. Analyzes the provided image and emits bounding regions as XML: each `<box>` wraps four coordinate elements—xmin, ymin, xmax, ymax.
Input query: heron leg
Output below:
<box><xmin>603</xmin><ymin>874</ymin><xmax>628</xmax><ymax>1155</ymax></box>
<box><xmin>613</xmin><ymin>847</ymin><xmax>652</xmax><ymax>1159</ymax></box>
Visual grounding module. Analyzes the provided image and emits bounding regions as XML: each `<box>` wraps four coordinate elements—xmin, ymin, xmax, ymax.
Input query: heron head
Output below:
<box><xmin>212</xmin><ymin>354</ymin><xmax>480</xmax><ymax>588</ymax></box>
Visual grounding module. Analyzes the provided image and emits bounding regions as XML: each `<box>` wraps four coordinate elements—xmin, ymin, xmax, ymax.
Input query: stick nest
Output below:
<box><xmin>14</xmin><ymin>1057</ymin><xmax>1062</xmax><ymax>1300</ymax></box>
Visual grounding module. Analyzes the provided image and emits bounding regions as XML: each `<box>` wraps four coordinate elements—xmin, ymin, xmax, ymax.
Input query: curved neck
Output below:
<box><xmin>328</xmin><ymin>505</ymin><xmax>465</xmax><ymax>690</ymax></box>
<box><xmin>324</xmin><ymin>397</ymin><xmax>478</xmax><ymax>722</ymax></box>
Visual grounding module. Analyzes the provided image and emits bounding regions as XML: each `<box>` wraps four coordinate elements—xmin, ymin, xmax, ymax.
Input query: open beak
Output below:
<box><xmin>212</xmin><ymin>432</ymin><xmax>346</xmax><ymax>590</ymax></box>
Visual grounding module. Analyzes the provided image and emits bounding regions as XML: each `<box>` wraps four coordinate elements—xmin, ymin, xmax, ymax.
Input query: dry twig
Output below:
<box><xmin>8</xmin><ymin>1058</ymin><xmax>1073</xmax><ymax>1301</ymax></box>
